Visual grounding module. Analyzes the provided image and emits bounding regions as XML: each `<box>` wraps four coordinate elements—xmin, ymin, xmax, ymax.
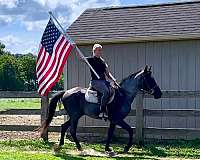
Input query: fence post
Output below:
<box><xmin>135</xmin><ymin>92</ymin><xmax>144</xmax><ymax>146</ymax></box>
<box><xmin>41</xmin><ymin>95</ymin><xmax>49</xmax><ymax>141</ymax></box>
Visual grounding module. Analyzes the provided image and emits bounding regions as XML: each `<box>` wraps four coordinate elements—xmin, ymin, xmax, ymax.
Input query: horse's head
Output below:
<box><xmin>119</xmin><ymin>65</ymin><xmax>162</xmax><ymax>100</ymax></box>
<box><xmin>139</xmin><ymin>66</ymin><xmax>162</xmax><ymax>99</ymax></box>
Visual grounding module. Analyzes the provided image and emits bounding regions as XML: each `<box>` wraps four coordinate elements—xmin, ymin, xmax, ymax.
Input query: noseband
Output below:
<box><xmin>140</xmin><ymin>73</ymin><xmax>158</xmax><ymax>95</ymax></box>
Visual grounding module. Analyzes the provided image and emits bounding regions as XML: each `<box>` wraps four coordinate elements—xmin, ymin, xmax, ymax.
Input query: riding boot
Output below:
<box><xmin>99</xmin><ymin>105</ymin><xmax>108</xmax><ymax>120</ymax></box>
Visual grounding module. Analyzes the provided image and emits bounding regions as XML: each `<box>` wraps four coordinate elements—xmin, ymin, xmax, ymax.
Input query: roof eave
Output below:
<box><xmin>73</xmin><ymin>34</ymin><xmax>200</xmax><ymax>45</ymax></box>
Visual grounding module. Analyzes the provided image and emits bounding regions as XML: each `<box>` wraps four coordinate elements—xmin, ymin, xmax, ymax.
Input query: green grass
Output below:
<box><xmin>0</xmin><ymin>98</ymin><xmax>40</xmax><ymax>111</ymax></box>
<box><xmin>0</xmin><ymin>139</ymin><xmax>200</xmax><ymax>159</ymax></box>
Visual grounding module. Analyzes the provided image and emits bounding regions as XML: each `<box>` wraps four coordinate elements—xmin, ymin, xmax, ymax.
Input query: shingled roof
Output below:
<box><xmin>67</xmin><ymin>1</ymin><xmax>200</xmax><ymax>44</ymax></box>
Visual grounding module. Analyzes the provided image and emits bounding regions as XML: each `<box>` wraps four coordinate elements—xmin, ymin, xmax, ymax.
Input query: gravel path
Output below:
<box><xmin>0</xmin><ymin>115</ymin><xmax>64</xmax><ymax>140</ymax></box>
<box><xmin>0</xmin><ymin>115</ymin><xmax>64</xmax><ymax>125</ymax></box>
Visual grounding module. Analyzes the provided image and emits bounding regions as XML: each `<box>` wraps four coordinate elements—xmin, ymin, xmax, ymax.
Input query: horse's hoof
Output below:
<box><xmin>105</xmin><ymin>151</ymin><xmax>116</xmax><ymax>157</ymax></box>
<box><xmin>105</xmin><ymin>147</ymin><xmax>113</xmax><ymax>152</ymax></box>
<box><xmin>53</xmin><ymin>144</ymin><xmax>61</xmax><ymax>153</ymax></box>
<box><xmin>123</xmin><ymin>146</ymin><xmax>130</xmax><ymax>153</ymax></box>
<box><xmin>77</xmin><ymin>147</ymin><xmax>83</xmax><ymax>152</ymax></box>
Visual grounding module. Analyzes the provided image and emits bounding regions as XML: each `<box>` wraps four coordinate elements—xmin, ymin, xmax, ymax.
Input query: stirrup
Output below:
<box><xmin>99</xmin><ymin>112</ymin><xmax>108</xmax><ymax>121</ymax></box>
<box><xmin>99</xmin><ymin>112</ymin><xmax>104</xmax><ymax>118</ymax></box>
<box><xmin>103</xmin><ymin>113</ymin><xmax>108</xmax><ymax>121</ymax></box>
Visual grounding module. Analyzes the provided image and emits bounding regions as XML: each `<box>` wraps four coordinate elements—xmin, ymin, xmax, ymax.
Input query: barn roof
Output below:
<box><xmin>67</xmin><ymin>1</ymin><xmax>200</xmax><ymax>44</ymax></box>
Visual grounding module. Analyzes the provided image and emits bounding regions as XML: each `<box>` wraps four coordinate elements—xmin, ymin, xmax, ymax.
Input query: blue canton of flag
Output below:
<box><xmin>41</xmin><ymin>18</ymin><xmax>61</xmax><ymax>55</ymax></box>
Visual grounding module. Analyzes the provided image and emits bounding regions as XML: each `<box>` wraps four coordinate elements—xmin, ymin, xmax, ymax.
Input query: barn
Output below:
<box><xmin>65</xmin><ymin>1</ymin><xmax>200</xmax><ymax>139</ymax></box>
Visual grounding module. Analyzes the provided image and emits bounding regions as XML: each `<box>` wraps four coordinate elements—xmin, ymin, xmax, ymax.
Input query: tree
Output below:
<box><xmin>0</xmin><ymin>54</ymin><xmax>22</xmax><ymax>90</ymax></box>
<box><xmin>0</xmin><ymin>42</ymin><xmax>6</xmax><ymax>55</ymax></box>
<box><xmin>16</xmin><ymin>54</ymin><xmax>37</xmax><ymax>91</ymax></box>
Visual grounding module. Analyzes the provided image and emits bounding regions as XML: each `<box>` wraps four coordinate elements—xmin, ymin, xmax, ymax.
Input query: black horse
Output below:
<box><xmin>38</xmin><ymin>66</ymin><xmax>162</xmax><ymax>153</ymax></box>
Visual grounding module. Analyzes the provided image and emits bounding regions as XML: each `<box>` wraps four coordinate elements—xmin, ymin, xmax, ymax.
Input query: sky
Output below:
<box><xmin>0</xmin><ymin>0</ymin><xmax>187</xmax><ymax>55</ymax></box>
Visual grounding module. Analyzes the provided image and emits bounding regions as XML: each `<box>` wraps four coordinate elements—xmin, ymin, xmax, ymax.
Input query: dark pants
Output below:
<box><xmin>91</xmin><ymin>80</ymin><xmax>110</xmax><ymax>112</ymax></box>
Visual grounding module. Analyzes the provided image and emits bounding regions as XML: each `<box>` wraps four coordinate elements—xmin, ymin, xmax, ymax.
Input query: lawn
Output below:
<box><xmin>0</xmin><ymin>98</ymin><xmax>41</xmax><ymax>111</ymax></box>
<box><xmin>0</xmin><ymin>139</ymin><xmax>200</xmax><ymax>159</ymax></box>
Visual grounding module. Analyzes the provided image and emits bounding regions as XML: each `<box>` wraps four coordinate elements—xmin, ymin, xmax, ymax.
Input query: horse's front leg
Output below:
<box><xmin>116</xmin><ymin>119</ymin><xmax>133</xmax><ymax>153</ymax></box>
<box><xmin>105</xmin><ymin>122</ymin><xmax>116</xmax><ymax>152</ymax></box>
<box><xmin>70</xmin><ymin>118</ymin><xmax>82</xmax><ymax>151</ymax></box>
<box><xmin>59</xmin><ymin>120</ymin><xmax>71</xmax><ymax>146</ymax></box>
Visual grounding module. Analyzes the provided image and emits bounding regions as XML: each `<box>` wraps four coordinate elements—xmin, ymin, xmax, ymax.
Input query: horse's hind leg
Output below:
<box><xmin>59</xmin><ymin>120</ymin><xmax>71</xmax><ymax>146</ymax></box>
<box><xmin>54</xmin><ymin>120</ymin><xmax>71</xmax><ymax>153</ymax></box>
<box><xmin>70</xmin><ymin>117</ymin><xmax>82</xmax><ymax>151</ymax></box>
<box><xmin>105</xmin><ymin>122</ymin><xmax>116</xmax><ymax>152</ymax></box>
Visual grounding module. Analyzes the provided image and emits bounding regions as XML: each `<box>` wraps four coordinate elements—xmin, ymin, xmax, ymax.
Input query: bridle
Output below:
<box><xmin>140</xmin><ymin>73</ymin><xmax>158</xmax><ymax>95</ymax></box>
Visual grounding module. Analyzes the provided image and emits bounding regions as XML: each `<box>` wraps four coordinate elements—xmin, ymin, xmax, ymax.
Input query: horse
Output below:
<box><xmin>37</xmin><ymin>65</ymin><xmax>162</xmax><ymax>153</ymax></box>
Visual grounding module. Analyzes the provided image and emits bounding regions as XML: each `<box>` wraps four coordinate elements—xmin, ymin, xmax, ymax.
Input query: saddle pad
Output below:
<box><xmin>82</xmin><ymin>88</ymin><xmax>115</xmax><ymax>104</ymax></box>
<box><xmin>85</xmin><ymin>88</ymin><xmax>98</xmax><ymax>103</ymax></box>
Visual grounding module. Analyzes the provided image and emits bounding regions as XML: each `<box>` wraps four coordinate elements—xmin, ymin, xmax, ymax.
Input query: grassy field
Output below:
<box><xmin>0</xmin><ymin>98</ymin><xmax>41</xmax><ymax>111</ymax></box>
<box><xmin>0</xmin><ymin>139</ymin><xmax>200</xmax><ymax>159</ymax></box>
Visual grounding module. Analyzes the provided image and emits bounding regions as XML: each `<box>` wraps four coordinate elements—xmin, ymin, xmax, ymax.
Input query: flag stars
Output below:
<box><xmin>41</xmin><ymin>19</ymin><xmax>61</xmax><ymax>55</ymax></box>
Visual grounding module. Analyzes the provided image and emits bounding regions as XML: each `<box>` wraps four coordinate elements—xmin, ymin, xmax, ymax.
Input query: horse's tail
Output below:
<box><xmin>35</xmin><ymin>91</ymin><xmax>65</xmax><ymax>136</ymax></box>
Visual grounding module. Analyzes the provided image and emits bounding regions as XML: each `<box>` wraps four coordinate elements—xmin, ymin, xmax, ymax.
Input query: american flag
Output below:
<box><xmin>36</xmin><ymin>18</ymin><xmax>73</xmax><ymax>96</ymax></box>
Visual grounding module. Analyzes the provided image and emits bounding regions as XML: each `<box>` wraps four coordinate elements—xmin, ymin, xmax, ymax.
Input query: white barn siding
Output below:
<box><xmin>64</xmin><ymin>39</ymin><xmax>200</xmax><ymax>139</ymax></box>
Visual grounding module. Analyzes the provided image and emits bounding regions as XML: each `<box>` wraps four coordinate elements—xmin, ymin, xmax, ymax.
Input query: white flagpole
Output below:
<box><xmin>49</xmin><ymin>11</ymin><xmax>100</xmax><ymax>79</ymax></box>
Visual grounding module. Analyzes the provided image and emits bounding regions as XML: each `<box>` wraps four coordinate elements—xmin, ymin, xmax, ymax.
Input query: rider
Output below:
<box><xmin>76</xmin><ymin>44</ymin><xmax>119</xmax><ymax>118</ymax></box>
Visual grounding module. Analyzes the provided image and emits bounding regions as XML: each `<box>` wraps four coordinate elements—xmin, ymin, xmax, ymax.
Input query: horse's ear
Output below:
<box><xmin>149</xmin><ymin>66</ymin><xmax>152</xmax><ymax>71</ymax></box>
<box><xmin>144</xmin><ymin>65</ymin><xmax>148</xmax><ymax>72</ymax></box>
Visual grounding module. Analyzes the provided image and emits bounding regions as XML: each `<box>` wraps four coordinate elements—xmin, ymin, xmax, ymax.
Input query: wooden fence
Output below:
<box><xmin>0</xmin><ymin>91</ymin><xmax>200</xmax><ymax>144</ymax></box>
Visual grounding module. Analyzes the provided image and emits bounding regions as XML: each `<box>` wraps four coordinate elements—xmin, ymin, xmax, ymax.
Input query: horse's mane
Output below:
<box><xmin>119</xmin><ymin>70</ymin><xmax>142</xmax><ymax>85</ymax></box>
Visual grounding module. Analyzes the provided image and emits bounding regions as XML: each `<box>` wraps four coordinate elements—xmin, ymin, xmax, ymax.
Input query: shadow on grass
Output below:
<box><xmin>114</xmin><ymin>157</ymin><xmax>158</xmax><ymax>160</ymax></box>
<box><xmin>55</xmin><ymin>153</ymin><xmax>159</xmax><ymax>160</ymax></box>
<box><xmin>145</xmin><ymin>138</ymin><xmax>200</xmax><ymax>148</ymax></box>
<box><xmin>55</xmin><ymin>154</ymin><xmax>85</xmax><ymax>160</ymax></box>
<box><xmin>146</xmin><ymin>146</ymin><xmax>167</xmax><ymax>157</ymax></box>
<box><xmin>79</xmin><ymin>138</ymin><xmax>200</xmax><ymax>158</ymax></box>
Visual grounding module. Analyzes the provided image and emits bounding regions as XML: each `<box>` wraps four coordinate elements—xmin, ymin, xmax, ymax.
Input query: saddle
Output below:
<box><xmin>84</xmin><ymin>82</ymin><xmax>116</xmax><ymax>104</ymax></box>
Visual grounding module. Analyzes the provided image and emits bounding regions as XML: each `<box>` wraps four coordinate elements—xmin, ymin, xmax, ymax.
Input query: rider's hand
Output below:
<box><xmin>114</xmin><ymin>80</ymin><xmax>120</xmax><ymax>88</ymax></box>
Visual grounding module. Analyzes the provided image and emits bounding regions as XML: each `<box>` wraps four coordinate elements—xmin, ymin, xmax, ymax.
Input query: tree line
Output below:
<box><xmin>0</xmin><ymin>42</ymin><xmax>64</xmax><ymax>91</ymax></box>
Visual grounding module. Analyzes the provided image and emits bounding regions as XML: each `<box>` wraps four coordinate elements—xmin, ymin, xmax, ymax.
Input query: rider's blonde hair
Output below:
<box><xmin>93</xmin><ymin>44</ymin><xmax>102</xmax><ymax>56</ymax></box>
